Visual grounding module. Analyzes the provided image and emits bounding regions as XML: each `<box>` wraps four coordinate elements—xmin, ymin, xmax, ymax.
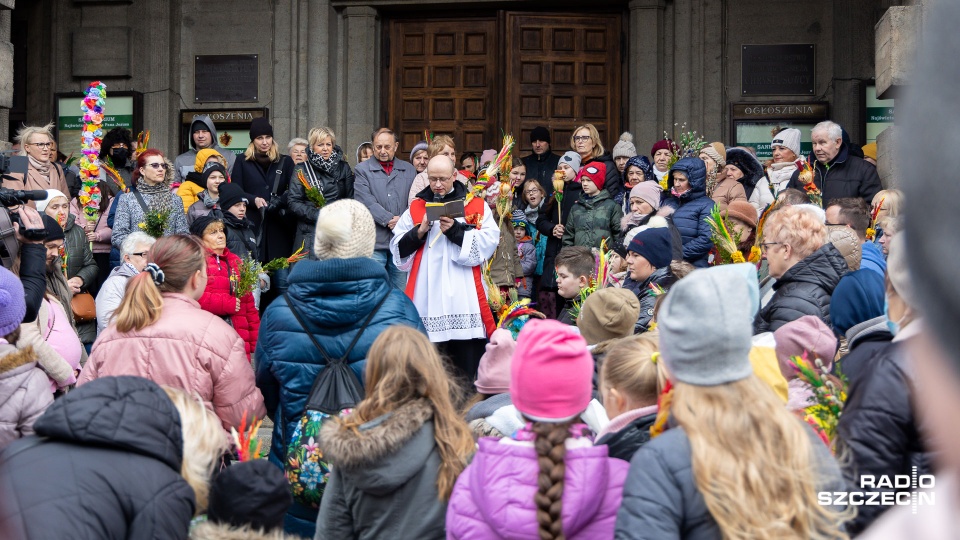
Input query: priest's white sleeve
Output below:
<box><xmin>451</xmin><ymin>206</ymin><xmax>500</xmax><ymax>268</ymax></box>
<box><xmin>390</xmin><ymin>210</ymin><xmax>418</xmax><ymax>271</ymax></box>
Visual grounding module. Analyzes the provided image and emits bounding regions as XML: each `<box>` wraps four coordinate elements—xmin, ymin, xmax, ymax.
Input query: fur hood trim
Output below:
<box><xmin>320</xmin><ymin>399</ymin><xmax>433</xmax><ymax>470</ymax></box>
<box><xmin>190</xmin><ymin>521</ymin><xmax>287</xmax><ymax>540</ymax></box>
<box><xmin>0</xmin><ymin>346</ymin><xmax>38</xmax><ymax>375</ymax></box>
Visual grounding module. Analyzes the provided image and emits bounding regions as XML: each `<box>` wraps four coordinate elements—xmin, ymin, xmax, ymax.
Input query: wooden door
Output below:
<box><xmin>505</xmin><ymin>13</ymin><xmax>623</xmax><ymax>157</ymax></box>
<box><xmin>386</xmin><ymin>19</ymin><xmax>499</xmax><ymax>157</ymax></box>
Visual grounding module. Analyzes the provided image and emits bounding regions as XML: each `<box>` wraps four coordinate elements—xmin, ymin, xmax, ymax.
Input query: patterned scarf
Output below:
<box><xmin>136</xmin><ymin>179</ymin><xmax>175</xmax><ymax>215</ymax></box>
<box><xmin>307</xmin><ymin>145</ymin><xmax>343</xmax><ymax>175</ymax></box>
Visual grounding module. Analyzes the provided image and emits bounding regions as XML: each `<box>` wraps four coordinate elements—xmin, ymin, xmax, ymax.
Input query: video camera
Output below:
<box><xmin>0</xmin><ymin>152</ymin><xmax>49</xmax><ymax>268</ymax></box>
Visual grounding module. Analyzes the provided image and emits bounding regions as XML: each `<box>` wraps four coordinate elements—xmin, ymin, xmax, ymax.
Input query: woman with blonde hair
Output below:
<box><xmin>289</xmin><ymin>126</ymin><xmax>354</xmax><ymax>253</ymax></box>
<box><xmin>78</xmin><ymin>234</ymin><xmax>265</xmax><ymax>430</ymax></box>
<box><xmin>0</xmin><ymin>377</ymin><xmax>227</xmax><ymax>538</ymax></box>
<box><xmin>406</xmin><ymin>134</ymin><xmax>470</xmax><ymax>203</ymax></box>
<box><xmin>754</xmin><ymin>205</ymin><xmax>849</xmax><ymax>333</ymax></box>
<box><xmin>616</xmin><ymin>266</ymin><xmax>849</xmax><ymax>539</ymax></box>
<box><xmin>571</xmin><ymin>123</ymin><xmax>621</xmax><ymax>198</ymax></box>
<box><xmin>316</xmin><ymin>325</ymin><xmax>473</xmax><ymax>539</ymax></box>
<box><xmin>2</xmin><ymin>123</ymin><xmax>70</xmax><ymax>206</ymax></box>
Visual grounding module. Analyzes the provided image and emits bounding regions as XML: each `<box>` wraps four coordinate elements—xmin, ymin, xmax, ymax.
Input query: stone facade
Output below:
<box><xmin>10</xmin><ymin>0</ymin><xmax>906</xmax><ymax>159</ymax></box>
<box><xmin>0</xmin><ymin>0</ymin><xmax>12</xmax><ymax>149</ymax></box>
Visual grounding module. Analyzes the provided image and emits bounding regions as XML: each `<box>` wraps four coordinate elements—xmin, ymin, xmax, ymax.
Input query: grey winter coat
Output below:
<box><xmin>0</xmin><ymin>345</ymin><xmax>53</xmax><ymax>450</ymax></box>
<box><xmin>615</xmin><ymin>426</ymin><xmax>847</xmax><ymax>539</ymax></box>
<box><xmin>353</xmin><ymin>158</ymin><xmax>418</xmax><ymax>251</ymax></box>
<box><xmin>174</xmin><ymin>115</ymin><xmax>238</xmax><ymax>184</ymax></box>
<box><xmin>315</xmin><ymin>399</ymin><xmax>446</xmax><ymax>540</ymax></box>
<box><xmin>95</xmin><ymin>262</ymin><xmax>139</xmax><ymax>335</ymax></box>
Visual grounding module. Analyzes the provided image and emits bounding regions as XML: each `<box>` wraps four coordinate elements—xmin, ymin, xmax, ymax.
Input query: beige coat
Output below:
<box><xmin>710</xmin><ymin>176</ymin><xmax>747</xmax><ymax>211</ymax></box>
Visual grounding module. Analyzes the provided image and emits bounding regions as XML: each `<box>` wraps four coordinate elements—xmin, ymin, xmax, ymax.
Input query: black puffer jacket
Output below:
<box><xmin>223</xmin><ymin>212</ymin><xmax>259</xmax><ymax>261</ymax></box>
<box><xmin>288</xmin><ymin>151</ymin><xmax>354</xmax><ymax>255</ymax></box>
<box><xmin>787</xmin><ymin>143</ymin><xmax>882</xmax><ymax>206</ymax></box>
<box><xmin>595</xmin><ymin>412</ymin><xmax>657</xmax><ymax>462</ymax></box>
<box><xmin>754</xmin><ymin>243</ymin><xmax>848</xmax><ymax>333</ymax></box>
<box><xmin>837</xmin><ymin>315</ymin><xmax>894</xmax><ymax>388</ymax></box>
<box><xmin>836</xmin><ymin>333</ymin><xmax>931</xmax><ymax>535</ymax></box>
<box><xmin>0</xmin><ymin>376</ymin><xmax>196</xmax><ymax>539</ymax></box>
<box><xmin>623</xmin><ymin>266</ymin><xmax>676</xmax><ymax>333</ymax></box>
<box><xmin>536</xmin><ymin>180</ymin><xmax>583</xmax><ymax>290</ymax></box>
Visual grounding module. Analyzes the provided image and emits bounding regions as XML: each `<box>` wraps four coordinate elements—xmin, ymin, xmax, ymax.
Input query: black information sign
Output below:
<box><xmin>741</xmin><ymin>45</ymin><xmax>815</xmax><ymax>96</ymax></box>
<box><xmin>195</xmin><ymin>54</ymin><xmax>259</xmax><ymax>103</ymax></box>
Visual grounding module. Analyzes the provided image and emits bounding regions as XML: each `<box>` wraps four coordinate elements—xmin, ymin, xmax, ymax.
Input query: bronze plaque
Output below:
<box><xmin>741</xmin><ymin>45</ymin><xmax>816</xmax><ymax>96</ymax></box>
<box><xmin>194</xmin><ymin>55</ymin><xmax>259</xmax><ymax>103</ymax></box>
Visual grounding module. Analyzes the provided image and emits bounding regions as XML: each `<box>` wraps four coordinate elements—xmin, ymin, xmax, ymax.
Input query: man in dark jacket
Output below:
<box><xmin>521</xmin><ymin>126</ymin><xmax>561</xmax><ymax>196</ymax></box>
<box><xmin>0</xmin><ymin>376</ymin><xmax>196</xmax><ymax>539</ymax></box>
<box><xmin>787</xmin><ymin>121</ymin><xmax>882</xmax><ymax>206</ymax></box>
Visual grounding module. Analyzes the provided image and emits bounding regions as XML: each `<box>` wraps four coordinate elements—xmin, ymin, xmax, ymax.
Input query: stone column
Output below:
<box><xmin>0</xmin><ymin>1</ymin><xmax>12</xmax><ymax>149</ymax></box>
<box><xmin>628</xmin><ymin>0</ymin><xmax>666</xmax><ymax>146</ymax></box>
<box><xmin>306</xmin><ymin>0</ymin><xmax>333</xmax><ymax>136</ymax></box>
<box><xmin>339</xmin><ymin>6</ymin><xmax>378</xmax><ymax>160</ymax></box>
<box><xmin>134</xmin><ymin>0</ymin><xmax>180</xmax><ymax>155</ymax></box>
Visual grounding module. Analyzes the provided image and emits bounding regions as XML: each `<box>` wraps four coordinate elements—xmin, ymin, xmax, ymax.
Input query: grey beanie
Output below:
<box><xmin>612</xmin><ymin>132</ymin><xmax>638</xmax><ymax>160</ymax></box>
<box><xmin>559</xmin><ymin>151</ymin><xmax>581</xmax><ymax>172</ymax></box>
<box><xmin>659</xmin><ymin>265</ymin><xmax>755</xmax><ymax>386</ymax></box>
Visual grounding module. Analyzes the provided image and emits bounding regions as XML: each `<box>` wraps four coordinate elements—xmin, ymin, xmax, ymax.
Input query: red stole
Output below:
<box><xmin>406</xmin><ymin>197</ymin><xmax>496</xmax><ymax>337</ymax></box>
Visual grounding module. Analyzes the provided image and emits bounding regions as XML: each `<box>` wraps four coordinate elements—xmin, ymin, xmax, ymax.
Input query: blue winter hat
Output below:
<box><xmin>627</xmin><ymin>227</ymin><xmax>673</xmax><ymax>269</ymax></box>
<box><xmin>831</xmin><ymin>269</ymin><xmax>886</xmax><ymax>335</ymax></box>
<box><xmin>625</xmin><ymin>155</ymin><xmax>655</xmax><ymax>183</ymax></box>
<box><xmin>0</xmin><ymin>266</ymin><xmax>26</xmax><ymax>337</ymax></box>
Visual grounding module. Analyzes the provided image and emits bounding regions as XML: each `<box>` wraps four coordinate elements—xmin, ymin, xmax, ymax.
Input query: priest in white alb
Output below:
<box><xmin>391</xmin><ymin>155</ymin><xmax>499</xmax><ymax>381</ymax></box>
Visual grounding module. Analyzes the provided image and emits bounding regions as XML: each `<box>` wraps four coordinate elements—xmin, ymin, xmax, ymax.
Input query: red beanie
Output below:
<box><xmin>510</xmin><ymin>319</ymin><xmax>593</xmax><ymax>422</ymax></box>
<box><xmin>651</xmin><ymin>139</ymin><xmax>674</xmax><ymax>157</ymax></box>
<box><xmin>576</xmin><ymin>161</ymin><xmax>607</xmax><ymax>192</ymax></box>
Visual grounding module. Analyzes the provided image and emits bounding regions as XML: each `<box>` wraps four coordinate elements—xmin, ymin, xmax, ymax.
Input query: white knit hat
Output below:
<box><xmin>313</xmin><ymin>199</ymin><xmax>376</xmax><ymax>260</ymax></box>
<box><xmin>772</xmin><ymin>128</ymin><xmax>802</xmax><ymax>157</ymax></box>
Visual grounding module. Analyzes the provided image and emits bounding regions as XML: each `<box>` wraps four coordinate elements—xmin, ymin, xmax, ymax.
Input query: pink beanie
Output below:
<box><xmin>773</xmin><ymin>315</ymin><xmax>837</xmax><ymax>380</ymax></box>
<box><xmin>510</xmin><ymin>319</ymin><xmax>593</xmax><ymax>423</ymax></box>
<box><xmin>475</xmin><ymin>329</ymin><xmax>515</xmax><ymax>395</ymax></box>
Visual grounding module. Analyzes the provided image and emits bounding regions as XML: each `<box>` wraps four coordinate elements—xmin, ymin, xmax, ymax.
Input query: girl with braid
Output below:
<box><xmin>447</xmin><ymin>319</ymin><xmax>628</xmax><ymax>539</ymax></box>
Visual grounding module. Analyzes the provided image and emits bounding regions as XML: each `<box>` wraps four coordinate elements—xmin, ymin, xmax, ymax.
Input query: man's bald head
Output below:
<box><xmin>426</xmin><ymin>155</ymin><xmax>456</xmax><ymax>196</ymax></box>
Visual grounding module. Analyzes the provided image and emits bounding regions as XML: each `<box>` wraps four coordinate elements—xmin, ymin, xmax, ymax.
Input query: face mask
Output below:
<box><xmin>111</xmin><ymin>148</ymin><xmax>129</xmax><ymax>164</ymax></box>
<box><xmin>884</xmin><ymin>297</ymin><xmax>900</xmax><ymax>336</ymax></box>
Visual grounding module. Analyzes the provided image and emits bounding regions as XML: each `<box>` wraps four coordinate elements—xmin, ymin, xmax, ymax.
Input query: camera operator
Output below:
<box><xmin>7</xmin><ymin>205</ymin><xmax>47</xmax><ymax>323</ymax></box>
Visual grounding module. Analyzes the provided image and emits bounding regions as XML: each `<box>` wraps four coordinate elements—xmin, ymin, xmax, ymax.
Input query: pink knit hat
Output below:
<box><xmin>773</xmin><ymin>315</ymin><xmax>837</xmax><ymax>380</ymax></box>
<box><xmin>510</xmin><ymin>319</ymin><xmax>593</xmax><ymax>423</ymax></box>
<box><xmin>475</xmin><ymin>329</ymin><xmax>515</xmax><ymax>395</ymax></box>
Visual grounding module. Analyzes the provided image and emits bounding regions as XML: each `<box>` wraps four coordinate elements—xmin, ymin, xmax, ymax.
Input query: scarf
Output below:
<box><xmin>705</xmin><ymin>169</ymin><xmax>719</xmax><ymax>197</ymax></box>
<box><xmin>254</xmin><ymin>152</ymin><xmax>272</xmax><ymax>170</ymax></box>
<box><xmin>45</xmin><ymin>266</ymin><xmax>76</xmax><ymax>330</ymax></box>
<box><xmin>28</xmin><ymin>155</ymin><xmax>51</xmax><ymax>176</ymax></box>
<box><xmin>307</xmin><ymin>145</ymin><xmax>343</xmax><ymax>175</ymax></box>
<box><xmin>26</xmin><ymin>156</ymin><xmax>58</xmax><ymax>189</ymax></box>
<box><xmin>199</xmin><ymin>190</ymin><xmax>218</xmax><ymax>209</ymax></box>
<box><xmin>379</xmin><ymin>160</ymin><xmax>394</xmax><ymax>176</ymax></box>
<box><xmin>136</xmin><ymin>179</ymin><xmax>175</xmax><ymax>215</ymax></box>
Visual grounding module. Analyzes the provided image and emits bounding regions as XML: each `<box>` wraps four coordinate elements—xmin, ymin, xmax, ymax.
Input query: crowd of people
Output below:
<box><xmin>0</xmin><ymin>104</ymin><xmax>939</xmax><ymax>540</ymax></box>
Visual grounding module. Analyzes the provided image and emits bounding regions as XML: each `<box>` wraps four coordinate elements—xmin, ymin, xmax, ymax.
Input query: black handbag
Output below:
<box><xmin>282</xmin><ymin>290</ymin><xmax>389</xmax><ymax>415</ymax></box>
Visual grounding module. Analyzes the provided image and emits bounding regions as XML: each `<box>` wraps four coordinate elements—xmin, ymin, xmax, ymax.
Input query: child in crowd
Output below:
<box><xmin>507</xmin><ymin>161</ymin><xmax>527</xmax><ymax>203</ymax></box>
<box><xmin>192</xmin><ymin>460</ymin><xmax>292</xmax><ymax>539</ymax></box>
<box><xmin>620</xmin><ymin>181</ymin><xmax>662</xmax><ymax>237</ymax></box>
<box><xmin>447</xmin><ymin>319</ymin><xmax>628</xmax><ymax>539</ymax></box>
<box><xmin>562</xmin><ymin>162</ymin><xmax>622</xmax><ymax>249</ymax></box>
<box><xmin>577</xmin><ymin>287</ymin><xmax>640</xmax><ymax>348</ymax></box>
<box><xmin>595</xmin><ymin>334</ymin><xmax>662</xmax><ymax>461</ymax></box>
<box><xmin>512</xmin><ymin>210</ymin><xmax>536</xmax><ymax>299</ymax></box>
<box><xmin>554</xmin><ymin>245</ymin><xmax>595</xmax><ymax>325</ymax></box>
<box><xmin>464</xmin><ymin>328</ymin><xmax>522</xmax><ymax>440</ymax></box>
<box><xmin>519</xmin><ymin>179</ymin><xmax>548</xmax><ymax>296</ymax></box>
<box><xmin>623</xmin><ymin>226</ymin><xmax>676</xmax><ymax>333</ymax></box>
<box><xmin>218</xmin><ymin>182</ymin><xmax>269</xmax><ymax>308</ymax></box>
<box><xmin>186</xmin><ymin>163</ymin><xmax>225</xmax><ymax>226</ymax></box>
<box><xmin>536</xmin><ymin>152</ymin><xmax>583</xmax><ymax>319</ymax></box>
<box><xmin>316</xmin><ymin>326</ymin><xmax>474</xmax><ymax>539</ymax></box>
<box><xmin>605</xmin><ymin>239</ymin><xmax>629</xmax><ymax>288</ymax></box>
<box><xmin>774</xmin><ymin>315</ymin><xmax>840</xmax><ymax>422</ymax></box>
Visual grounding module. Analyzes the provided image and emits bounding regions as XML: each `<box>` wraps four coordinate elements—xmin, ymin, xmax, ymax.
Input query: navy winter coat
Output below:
<box><xmin>662</xmin><ymin>157</ymin><xmax>716</xmax><ymax>268</ymax></box>
<box><xmin>254</xmin><ymin>256</ymin><xmax>423</xmax><ymax>535</ymax></box>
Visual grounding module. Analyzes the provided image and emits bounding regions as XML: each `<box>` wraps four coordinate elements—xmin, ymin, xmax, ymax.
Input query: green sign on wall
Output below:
<box><xmin>866</xmin><ymin>85</ymin><xmax>894</xmax><ymax>143</ymax></box>
<box><xmin>57</xmin><ymin>96</ymin><xmax>135</xmax><ymax>159</ymax></box>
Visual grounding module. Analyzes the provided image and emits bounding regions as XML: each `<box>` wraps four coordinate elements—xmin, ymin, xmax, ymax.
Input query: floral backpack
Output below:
<box><xmin>282</xmin><ymin>291</ymin><xmax>388</xmax><ymax>508</ymax></box>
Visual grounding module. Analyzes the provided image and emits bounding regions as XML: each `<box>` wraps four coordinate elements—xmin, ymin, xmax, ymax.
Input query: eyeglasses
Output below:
<box><xmin>428</xmin><ymin>176</ymin><xmax>450</xmax><ymax>184</ymax></box>
<box><xmin>573</xmin><ymin>136</ymin><xmax>591</xmax><ymax>143</ymax></box>
<box><xmin>28</xmin><ymin>142</ymin><xmax>53</xmax><ymax>149</ymax></box>
<box><xmin>146</xmin><ymin>162</ymin><xmax>169</xmax><ymax>170</ymax></box>
<box><xmin>524</xmin><ymin>189</ymin><xmax>542</xmax><ymax>195</ymax></box>
<box><xmin>759</xmin><ymin>242</ymin><xmax>784</xmax><ymax>252</ymax></box>
<box><xmin>130</xmin><ymin>251</ymin><xmax>148</xmax><ymax>258</ymax></box>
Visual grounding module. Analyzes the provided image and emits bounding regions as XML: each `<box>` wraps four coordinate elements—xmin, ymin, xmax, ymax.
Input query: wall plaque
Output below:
<box><xmin>194</xmin><ymin>55</ymin><xmax>259</xmax><ymax>103</ymax></box>
<box><xmin>741</xmin><ymin>45</ymin><xmax>815</xmax><ymax>96</ymax></box>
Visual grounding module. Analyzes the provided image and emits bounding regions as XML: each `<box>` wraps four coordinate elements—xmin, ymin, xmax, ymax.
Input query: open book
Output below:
<box><xmin>425</xmin><ymin>199</ymin><xmax>466</xmax><ymax>221</ymax></box>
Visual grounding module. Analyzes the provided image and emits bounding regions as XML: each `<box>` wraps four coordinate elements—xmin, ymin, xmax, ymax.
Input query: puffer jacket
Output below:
<box><xmin>191</xmin><ymin>521</ymin><xmax>287</xmax><ymax>540</ymax></box>
<box><xmin>583</xmin><ymin>152</ymin><xmax>623</xmax><ymax>199</ymax></box>
<box><xmin>177</xmin><ymin>175</ymin><xmax>207</xmax><ymax>213</ymax></box>
<box><xmin>838</xmin><ymin>315</ymin><xmax>893</xmax><ymax>387</ymax></box>
<box><xmin>0</xmin><ymin>344</ymin><xmax>53</xmax><ymax>450</ymax></box>
<box><xmin>255</xmin><ymin>256</ymin><xmax>423</xmax><ymax>536</ymax></box>
<box><xmin>623</xmin><ymin>266</ymin><xmax>676</xmax><ymax>333</ymax></box>
<box><xmin>536</xmin><ymin>180</ymin><xmax>583</xmax><ymax>290</ymax></box>
<box><xmin>595</xmin><ymin>407</ymin><xmax>658</xmax><ymax>462</ymax></box>
<box><xmin>0</xmin><ymin>376</ymin><xmax>197</xmax><ymax>539</ymax></box>
<box><xmin>709</xmin><ymin>175</ymin><xmax>747</xmax><ymax>211</ymax></box>
<box><xmin>288</xmin><ymin>155</ymin><xmax>354</xmax><ymax>256</ymax></box>
<box><xmin>661</xmin><ymin>157</ymin><xmax>716</xmax><ymax>267</ymax></box>
<box><xmin>223</xmin><ymin>212</ymin><xmax>259</xmax><ymax>261</ymax></box>
<box><xmin>614</xmin><ymin>425</ymin><xmax>846</xmax><ymax>539</ymax></box>
<box><xmin>754</xmin><ymin>243</ymin><xmax>848</xmax><ymax>333</ymax></box>
<box><xmin>447</xmin><ymin>432</ymin><xmax>628</xmax><ymax>539</ymax></box>
<box><xmin>562</xmin><ymin>189</ymin><xmax>623</xmax><ymax>249</ymax></box>
<box><xmin>78</xmin><ymin>293</ymin><xmax>265</xmax><ymax>430</ymax></box>
<box><xmin>464</xmin><ymin>393</ymin><xmax>524</xmax><ymax>440</ymax></box>
<box><xmin>197</xmin><ymin>247</ymin><xmax>260</xmax><ymax>358</ymax></box>
<box><xmin>787</xmin><ymin>143</ymin><xmax>882</xmax><ymax>206</ymax></box>
<box><xmin>186</xmin><ymin>185</ymin><xmax>217</xmax><ymax>226</ymax></box>
<box><xmin>836</xmin><ymin>323</ymin><xmax>930</xmax><ymax>535</ymax></box>
<box><xmin>316</xmin><ymin>400</ymin><xmax>448</xmax><ymax>540</ymax></box>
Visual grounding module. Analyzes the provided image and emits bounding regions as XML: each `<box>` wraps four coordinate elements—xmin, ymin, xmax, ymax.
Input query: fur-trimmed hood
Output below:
<box><xmin>190</xmin><ymin>521</ymin><xmax>287</xmax><ymax>540</ymax></box>
<box><xmin>320</xmin><ymin>399</ymin><xmax>436</xmax><ymax>495</ymax></box>
<box><xmin>0</xmin><ymin>345</ymin><xmax>37</xmax><ymax>376</ymax></box>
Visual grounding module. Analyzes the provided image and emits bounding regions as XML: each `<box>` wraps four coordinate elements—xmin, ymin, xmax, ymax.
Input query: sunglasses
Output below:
<box><xmin>146</xmin><ymin>162</ymin><xmax>169</xmax><ymax>170</ymax></box>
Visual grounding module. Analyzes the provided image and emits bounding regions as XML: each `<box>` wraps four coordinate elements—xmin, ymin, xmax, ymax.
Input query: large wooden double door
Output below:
<box><xmin>385</xmin><ymin>12</ymin><xmax>623</xmax><ymax>158</ymax></box>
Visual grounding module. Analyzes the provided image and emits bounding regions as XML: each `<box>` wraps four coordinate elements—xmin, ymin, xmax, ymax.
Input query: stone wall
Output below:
<box><xmin>0</xmin><ymin>0</ymin><xmax>12</xmax><ymax>149</ymax></box>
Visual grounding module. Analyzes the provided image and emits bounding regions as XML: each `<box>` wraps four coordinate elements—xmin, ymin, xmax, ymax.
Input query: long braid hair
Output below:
<box><xmin>532</xmin><ymin>419</ymin><xmax>574</xmax><ymax>540</ymax></box>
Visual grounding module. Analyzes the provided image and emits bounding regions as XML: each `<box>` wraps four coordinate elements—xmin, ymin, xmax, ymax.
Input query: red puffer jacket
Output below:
<box><xmin>198</xmin><ymin>247</ymin><xmax>260</xmax><ymax>359</ymax></box>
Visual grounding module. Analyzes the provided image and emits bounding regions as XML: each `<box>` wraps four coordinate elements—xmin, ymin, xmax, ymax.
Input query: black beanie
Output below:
<box><xmin>217</xmin><ymin>182</ymin><xmax>250</xmax><ymax>212</ymax></box>
<box><xmin>201</xmin><ymin>163</ymin><xmax>227</xmax><ymax>189</ymax></box>
<box><xmin>207</xmin><ymin>460</ymin><xmax>292</xmax><ymax>533</ymax></box>
<box><xmin>249</xmin><ymin>118</ymin><xmax>273</xmax><ymax>141</ymax></box>
<box><xmin>189</xmin><ymin>213</ymin><xmax>222</xmax><ymax>238</ymax></box>
<box><xmin>42</xmin><ymin>214</ymin><xmax>65</xmax><ymax>243</ymax></box>
<box><xmin>530</xmin><ymin>126</ymin><xmax>551</xmax><ymax>145</ymax></box>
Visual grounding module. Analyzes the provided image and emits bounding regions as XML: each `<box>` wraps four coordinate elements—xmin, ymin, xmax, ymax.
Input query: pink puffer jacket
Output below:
<box><xmin>78</xmin><ymin>292</ymin><xmax>265</xmax><ymax>430</ymax></box>
<box><xmin>446</xmin><ymin>436</ymin><xmax>628</xmax><ymax>539</ymax></box>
